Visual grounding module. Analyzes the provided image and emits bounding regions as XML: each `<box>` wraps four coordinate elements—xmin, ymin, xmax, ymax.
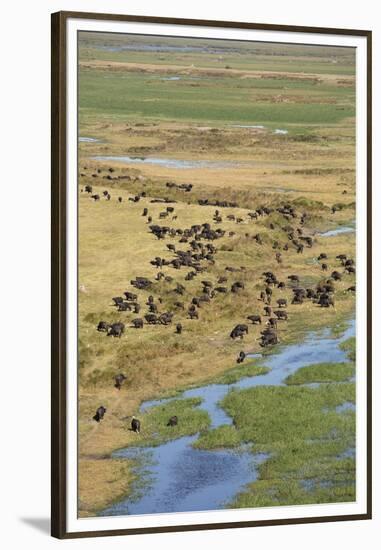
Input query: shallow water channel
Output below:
<box><xmin>318</xmin><ymin>224</ymin><xmax>355</xmax><ymax>238</ymax></box>
<box><xmin>92</xmin><ymin>155</ymin><xmax>242</xmax><ymax>170</ymax></box>
<box><xmin>102</xmin><ymin>320</ymin><xmax>355</xmax><ymax>517</ymax></box>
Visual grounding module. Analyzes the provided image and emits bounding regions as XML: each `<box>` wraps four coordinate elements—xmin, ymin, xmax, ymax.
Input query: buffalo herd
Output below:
<box><xmin>85</xmin><ymin>176</ymin><xmax>355</xmax><ymax>429</ymax></box>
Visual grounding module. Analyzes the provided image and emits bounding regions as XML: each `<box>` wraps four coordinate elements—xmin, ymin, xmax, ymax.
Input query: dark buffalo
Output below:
<box><xmin>145</xmin><ymin>314</ymin><xmax>158</xmax><ymax>325</ymax></box>
<box><xmin>131</xmin><ymin>318</ymin><xmax>143</xmax><ymax>329</ymax></box>
<box><xmin>268</xmin><ymin>317</ymin><xmax>278</xmax><ymax>328</ymax></box>
<box><xmin>159</xmin><ymin>312</ymin><xmax>173</xmax><ymax>325</ymax></box>
<box><xmin>131</xmin><ymin>416</ymin><xmax>141</xmax><ymax>433</ymax></box>
<box><xmin>97</xmin><ymin>321</ymin><xmax>109</xmax><ymax>332</ymax></box>
<box><xmin>93</xmin><ymin>406</ymin><xmax>106</xmax><ymax>422</ymax></box>
<box><xmin>237</xmin><ymin>351</ymin><xmax>246</xmax><ymax>364</ymax></box>
<box><xmin>118</xmin><ymin>302</ymin><xmax>131</xmax><ymax>312</ymax></box>
<box><xmin>274</xmin><ymin>310</ymin><xmax>288</xmax><ymax>320</ymax></box>
<box><xmin>331</xmin><ymin>271</ymin><xmax>342</xmax><ymax>281</ymax></box>
<box><xmin>230</xmin><ymin>324</ymin><xmax>248</xmax><ymax>339</ymax></box>
<box><xmin>167</xmin><ymin>416</ymin><xmax>178</xmax><ymax>427</ymax></box>
<box><xmin>264</xmin><ymin>306</ymin><xmax>272</xmax><ymax>317</ymax></box>
<box><xmin>247</xmin><ymin>315</ymin><xmax>262</xmax><ymax>325</ymax></box>
<box><xmin>114</xmin><ymin>373</ymin><xmax>126</xmax><ymax>390</ymax></box>
<box><xmin>108</xmin><ymin>322</ymin><xmax>125</xmax><ymax>337</ymax></box>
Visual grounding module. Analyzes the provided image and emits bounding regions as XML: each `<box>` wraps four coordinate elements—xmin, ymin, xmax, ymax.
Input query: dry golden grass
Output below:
<box><xmin>78</xmin><ymin>458</ymin><xmax>135</xmax><ymax>517</ymax></box>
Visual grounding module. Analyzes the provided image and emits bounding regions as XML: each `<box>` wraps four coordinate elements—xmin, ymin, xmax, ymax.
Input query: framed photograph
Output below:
<box><xmin>51</xmin><ymin>10</ymin><xmax>372</xmax><ymax>539</ymax></box>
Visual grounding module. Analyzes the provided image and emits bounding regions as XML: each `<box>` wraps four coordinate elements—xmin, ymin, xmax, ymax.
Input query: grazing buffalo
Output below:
<box><xmin>231</xmin><ymin>281</ymin><xmax>245</xmax><ymax>294</ymax></box>
<box><xmin>108</xmin><ymin>322</ymin><xmax>125</xmax><ymax>337</ymax></box>
<box><xmin>93</xmin><ymin>406</ymin><xmax>106</xmax><ymax>422</ymax></box>
<box><xmin>145</xmin><ymin>314</ymin><xmax>158</xmax><ymax>325</ymax></box>
<box><xmin>114</xmin><ymin>373</ymin><xmax>127</xmax><ymax>390</ymax></box>
<box><xmin>264</xmin><ymin>306</ymin><xmax>272</xmax><ymax>317</ymax></box>
<box><xmin>237</xmin><ymin>351</ymin><xmax>246</xmax><ymax>364</ymax></box>
<box><xmin>159</xmin><ymin>312</ymin><xmax>173</xmax><ymax>325</ymax></box>
<box><xmin>321</xmin><ymin>263</ymin><xmax>328</xmax><ymax>271</ymax></box>
<box><xmin>142</xmin><ymin>207</ymin><xmax>148</xmax><ymax>216</ymax></box>
<box><xmin>167</xmin><ymin>416</ymin><xmax>178</xmax><ymax>427</ymax></box>
<box><xmin>230</xmin><ymin>324</ymin><xmax>248</xmax><ymax>339</ymax></box>
<box><xmin>347</xmin><ymin>285</ymin><xmax>356</xmax><ymax>292</ymax></box>
<box><xmin>215</xmin><ymin>286</ymin><xmax>228</xmax><ymax>293</ymax></box>
<box><xmin>118</xmin><ymin>302</ymin><xmax>130</xmax><ymax>312</ymax></box>
<box><xmin>331</xmin><ymin>271</ymin><xmax>342</xmax><ymax>281</ymax></box>
<box><xmin>124</xmin><ymin>292</ymin><xmax>138</xmax><ymax>301</ymax></box>
<box><xmin>306</xmin><ymin>288</ymin><xmax>318</xmax><ymax>299</ymax></box>
<box><xmin>292</xmin><ymin>294</ymin><xmax>304</xmax><ymax>305</ymax></box>
<box><xmin>112</xmin><ymin>296</ymin><xmax>124</xmax><ymax>306</ymax></box>
<box><xmin>317</xmin><ymin>293</ymin><xmax>335</xmax><ymax>308</ymax></box>
<box><xmin>91</xmin><ymin>194</ymin><xmax>100</xmax><ymax>201</ymax></box>
<box><xmin>131</xmin><ymin>416</ymin><xmax>141</xmax><ymax>433</ymax></box>
<box><xmin>84</xmin><ymin>184</ymin><xmax>92</xmax><ymax>193</ymax></box>
<box><xmin>131</xmin><ymin>277</ymin><xmax>152</xmax><ymax>290</ymax></box>
<box><xmin>260</xmin><ymin>328</ymin><xmax>279</xmax><ymax>347</ymax></box>
<box><xmin>277</xmin><ymin>298</ymin><xmax>287</xmax><ymax>308</ymax></box>
<box><xmin>268</xmin><ymin>317</ymin><xmax>278</xmax><ymax>328</ymax></box>
<box><xmin>274</xmin><ymin>310</ymin><xmax>288</xmax><ymax>320</ymax></box>
<box><xmin>188</xmin><ymin>309</ymin><xmax>199</xmax><ymax>319</ymax></box>
<box><xmin>247</xmin><ymin>315</ymin><xmax>262</xmax><ymax>325</ymax></box>
<box><xmin>97</xmin><ymin>321</ymin><xmax>109</xmax><ymax>332</ymax></box>
<box><xmin>318</xmin><ymin>253</ymin><xmax>328</xmax><ymax>260</ymax></box>
<box><xmin>131</xmin><ymin>318</ymin><xmax>143</xmax><ymax>329</ymax></box>
<box><xmin>118</xmin><ymin>196</ymin><xmax>123</xmax><ymax>203</ymax></box>
<box><xmin>176</xmin><ymin>323</ymin><xmax>182</xmax><ymax>334</ymax></box>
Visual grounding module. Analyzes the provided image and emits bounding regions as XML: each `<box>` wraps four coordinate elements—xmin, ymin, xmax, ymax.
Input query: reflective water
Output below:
<box><xmin>101</xmin><ymin>321</ymin><xmax>355</xmax><ymax>516</ymax></box>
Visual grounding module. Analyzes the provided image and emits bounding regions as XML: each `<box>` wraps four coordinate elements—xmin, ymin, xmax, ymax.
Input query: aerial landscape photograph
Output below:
<box><xmin>76</xmin><ymin>31</ymin><xmax>357</xmax><ymax>518</ymax></box>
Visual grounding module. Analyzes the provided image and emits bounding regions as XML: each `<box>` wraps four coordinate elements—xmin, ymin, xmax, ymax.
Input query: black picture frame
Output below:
<box><xmin>51</xmin><ymin>10</ymin><xmax>372</xmax><ymax>539</ymax></box>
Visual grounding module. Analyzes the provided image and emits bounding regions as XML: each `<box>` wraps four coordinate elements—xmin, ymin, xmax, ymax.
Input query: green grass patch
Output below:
<box><xmin>195</xmin><ymin>382</ymin><xmax>355</xmax><ymax>507</ymax></box>
<box><xmin>126</xmin><ymin>397</ymin><xmax>210</xmax><ymax>448</ymax></box>
<box><xmin>193</xmin><ymin>425</ymin><xmax>241</xmax><ymax>450</ymax></box>
<box><xmin>285</xmin><ymin>362</ymin><xmax>355</xmax><ymax>385</ymax></box>
<box><xmin>339</xmin><ymin>337</ymin><xmax>356</xmax><ymax>361</ymax></box>
<box><xmin>79</xmin><ymin>70</ymin><xmax>355</xmax><ymax>125</ymax></box>
<box><xmin>211</xmin><ymin>363</ymin><xmax>269</xmax><ymax>385</ymax></box>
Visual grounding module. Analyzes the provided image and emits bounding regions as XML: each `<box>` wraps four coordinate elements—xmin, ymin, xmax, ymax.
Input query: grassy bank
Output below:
<box><xmin>194</xmin><ymin>359</ymin><xmax>355</xmax><ymax>507</ymax></box>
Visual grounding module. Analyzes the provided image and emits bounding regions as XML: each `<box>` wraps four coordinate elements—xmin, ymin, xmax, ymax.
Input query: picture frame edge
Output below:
<box><xmin>50</xmin><ymin>10</ymin><xmax>372</xmax><ymax>539</ymax></box>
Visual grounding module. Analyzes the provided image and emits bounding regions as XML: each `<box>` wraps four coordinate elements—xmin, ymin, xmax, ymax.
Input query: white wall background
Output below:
<box><xmin>0</xmin><ymin>1</ymin><xmax>378</xmax><ymax>548</ymax></box>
